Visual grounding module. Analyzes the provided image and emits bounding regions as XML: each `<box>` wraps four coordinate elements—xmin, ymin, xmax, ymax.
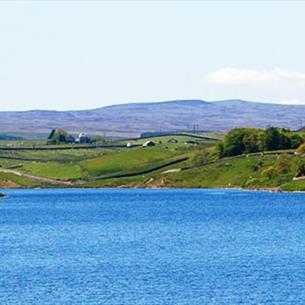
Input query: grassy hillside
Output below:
<box><xmin>2</xmin><ymin>133</ymin><xmax>305</xmax><ymax>191</ymax></box>
<box><xmin>0</xmin><ymin>136</ymin><xmax>208</xmax><ymax>187</ymax></box>
<box><xmin>162</xmin><ymin>154</ymin><xmax>298</xmax><ymax>190</ymax></box>
<box><xmin>80</xmin><ymin>153</ymin><xmax>305</xmax><ymax>191</ymax></box>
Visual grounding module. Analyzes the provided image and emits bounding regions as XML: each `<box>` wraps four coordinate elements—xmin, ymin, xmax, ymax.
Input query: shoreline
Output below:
<box><xmin>1</xmin><ymin>185</ymin><xmax>304</xmax><ymax>194</ymax></box>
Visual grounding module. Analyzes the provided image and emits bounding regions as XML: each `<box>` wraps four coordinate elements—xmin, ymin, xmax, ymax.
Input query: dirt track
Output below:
<box><xmin>0</xmin><ymin>168</ymin><xmax>73</xmax><ymax>186</ymax></box>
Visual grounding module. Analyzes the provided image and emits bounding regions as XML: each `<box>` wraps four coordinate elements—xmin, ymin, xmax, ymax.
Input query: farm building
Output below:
<box><xmin>142</xmin><ymin>141</ymin><xmax>156</xmax><ymax>147</ymax></box>
<box><xmin>75</xmin><ymin>133</ymin><xmax>92</xmax><ymax>144</ymax></box>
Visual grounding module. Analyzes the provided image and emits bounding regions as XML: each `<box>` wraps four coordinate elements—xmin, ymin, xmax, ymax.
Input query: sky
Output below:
<box><xmin>0</xmin><ymin>0</ymin><xmax>305</xmax><ymax>110</ymax></box>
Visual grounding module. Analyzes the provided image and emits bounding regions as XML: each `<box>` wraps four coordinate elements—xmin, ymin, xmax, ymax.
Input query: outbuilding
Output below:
<box><xmin>142</xmin><ymin>141</ymin><xmax>156</xmax><ymax>147</ymax></box>
<box><xmin>168</xmin><ymin>138</ymin><xmax>178</xmax><ymax>143</ymax></box>
<box><xmin>77</xmin><ymin>133</ymin><xmax>92</xmax><ymax>144</ymax></box>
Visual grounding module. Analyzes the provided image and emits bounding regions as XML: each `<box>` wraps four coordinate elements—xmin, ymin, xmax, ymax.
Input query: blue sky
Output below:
<box><xmin>0</xmin><ymin>1</ymin><xmax>305</xmax><ymax>110</ymax></box>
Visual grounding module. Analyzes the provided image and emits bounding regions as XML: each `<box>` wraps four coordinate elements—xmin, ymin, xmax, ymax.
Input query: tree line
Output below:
<box><xmin>218</xmin><ymin>127</ymin><xmax>304</xmax><ymax>157</ymax></box>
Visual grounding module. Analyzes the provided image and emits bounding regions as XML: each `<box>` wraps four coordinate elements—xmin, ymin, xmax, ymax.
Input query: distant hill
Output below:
<box><xmin>0</xmin><ymin>134</ymin><xmax>23</xmax><ymax>141</ymax></box>
<box><xmin>1</xmin><ymin>99</ymin><xmax>305</xmax><ymax>137</ymax></box>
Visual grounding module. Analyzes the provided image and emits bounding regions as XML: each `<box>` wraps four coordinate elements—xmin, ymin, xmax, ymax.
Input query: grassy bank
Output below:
<box><xmin>75</xmin><ymin>152</ymin><xmax>305</xmax><ymax>191</ymax></box>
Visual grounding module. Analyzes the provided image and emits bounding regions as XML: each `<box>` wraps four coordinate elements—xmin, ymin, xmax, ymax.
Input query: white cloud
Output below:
<box><xmin>278</xmin><ymin>99</ymin><xmax>305</xmax><ymax>105</ymax></box>
<box><xmin>208</xmin><ymin>68</ymin><xmax>305</xmax><ymax>85</ymax></box>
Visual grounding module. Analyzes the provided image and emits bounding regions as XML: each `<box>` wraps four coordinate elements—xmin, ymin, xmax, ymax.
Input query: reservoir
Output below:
<box><xmin>1</xmin><ymin>188</ymin><xmax>305</xmax><ymax>304</ymax></box>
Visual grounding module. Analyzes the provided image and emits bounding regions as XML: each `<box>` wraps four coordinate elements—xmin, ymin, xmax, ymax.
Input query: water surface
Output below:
<box><xmin>1</xmin><ymin>188</ymin><xmax>305</xmax><ymax>304</ymax></box>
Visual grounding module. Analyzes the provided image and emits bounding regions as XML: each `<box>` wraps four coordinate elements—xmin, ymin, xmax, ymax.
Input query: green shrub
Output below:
<box><xmin>262</xmin><ymin>166</ymin><xmax>278</xmax><ymax>180</ymax></box>
<box><xmin>274</xmin><ymin>154</ymin><xmax>291</xmax><ymax>174</ymax></box>
<box><xmin>296</xmin><ymin>143</ymin><xmax>305</xmax><ymax>156</ymax></box>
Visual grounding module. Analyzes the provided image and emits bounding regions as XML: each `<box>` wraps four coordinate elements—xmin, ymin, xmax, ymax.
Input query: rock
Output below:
<box><xmin>269</xmin><ymin>187</ymin><xmax>283</xmax><ymax>193</ymax></box>
<box><xmin>162</xmin><ymin>168</ymin><xmax>181</xmax><ymax>174</ymax></box>
<box><xmin>293</xmin><ymin>176</ymin><xmax>305</xmax><ymax>181</ymax></box>
<box><xmin>145</xmin><ymin>178</ymin><xmax>155</xmax><ymax>184</ymax></box>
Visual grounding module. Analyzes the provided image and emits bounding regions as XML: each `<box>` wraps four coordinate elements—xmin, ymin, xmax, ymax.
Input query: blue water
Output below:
<box><xmin>1</xmin><ymin>189</ymin><xmax>305</xmax><ymax>304</ymax></box>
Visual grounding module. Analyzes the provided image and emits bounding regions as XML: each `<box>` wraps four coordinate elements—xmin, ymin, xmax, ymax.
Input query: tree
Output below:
<box><xmin>219</xmin><ymin>127</ymin><xmax>300</xmax><ymax>158</ymax></box>
<box><xmin>47</xmin><ymin>128</ymin><xmax>69</xmax><ymax>144</ymax></box>
<box><xmin>221</xmin><ymin>128</ymin><xmax>263</xmax><ymax>157</ymax></box>
<box><xmin>222</xmin><ymin>129</ymin><xmax>246</xmax><ymax>156</ymax></box>
<box><xmin>217</xmin><ymin>142</ymin><xmax>225</xmax><ymax>158</ymax></box>
<box><xmin>243</xmin><ymin>133</ymin><xmax>260</xmax><ymax>153</ymax></box>
<box><xmin>48</xmin><ymin>129</ymin><xmax>56</xmax><ymax>139</ymax></box>
<box><xmin>290</xmin><ymin>134</ymin><xmax>304</xmax><ymax>149</ymax></box>
<box><xmin>263</xmin><ymin>127</ymin><xmax>281</xmax><ymax>151</ymax></box>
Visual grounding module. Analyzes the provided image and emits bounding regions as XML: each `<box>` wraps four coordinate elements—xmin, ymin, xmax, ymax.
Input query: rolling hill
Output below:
<box><xmin>1</xmin><ymin>99</ymin><xmax>305</xmax><ymax>136</ymax></box>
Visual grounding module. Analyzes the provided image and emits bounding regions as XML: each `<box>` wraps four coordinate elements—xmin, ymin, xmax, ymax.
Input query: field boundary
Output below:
<box><xmin>82</xmin><ymin>157</ymin><xmax>189</xmax><ymax>183</ymax></box>
<box><xmin>182</xmin><ymin>150</ymin><xmax>295</xmax><ymax>171</ymax></box>
<box><xmin>0</xmin><ymin>144</ymin><xmax>140</xmax><ymax>151</ymax></box>
<box><xmin>0</xmin><ymin>157</ymin><xmax>189</xmax><ymax>186</ymax></box>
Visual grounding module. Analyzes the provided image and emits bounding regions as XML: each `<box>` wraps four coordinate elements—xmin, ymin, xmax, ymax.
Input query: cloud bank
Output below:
<box><xmin>278</xmin><ymin>99</ymin><xmax>305</xmax><ymax>105</ymax></box>
<box><xmin>208</xmin><ymin>68</ymin><xmax>305</xmax><ymax>85</ymax></box>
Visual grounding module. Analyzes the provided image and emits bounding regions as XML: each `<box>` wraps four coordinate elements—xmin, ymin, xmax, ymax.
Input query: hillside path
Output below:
<box><xmin>0</xmin><ymin>168</ymin><xmax>73</xmax><ymax>186</ymax></box>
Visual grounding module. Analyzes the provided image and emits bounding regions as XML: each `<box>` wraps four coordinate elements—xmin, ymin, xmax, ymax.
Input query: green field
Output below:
<box><xmin>2</xmin><ymin>132</ymin><xmax>305</xmax><ymax>191</ymax></box>
<box><xmin>0</xmin><ymin>134</ymin><xmax>211</xmax><ymax>187</ymax></box>
<box><xmin>79</xmin><ymin>153</ymin><xmax>305</xmax><ymax>191</ymax></box>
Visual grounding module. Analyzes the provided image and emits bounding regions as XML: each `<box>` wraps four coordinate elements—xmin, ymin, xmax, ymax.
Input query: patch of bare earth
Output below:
<box><xmin>0</xmin><ymin>180</ymin><xmax>20</xmax><ymax>188</ymax></box>
<box><xmin>143</xmin><ymin>177</ymin><xmax>171</xmax><ymax>188</ymax></box>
